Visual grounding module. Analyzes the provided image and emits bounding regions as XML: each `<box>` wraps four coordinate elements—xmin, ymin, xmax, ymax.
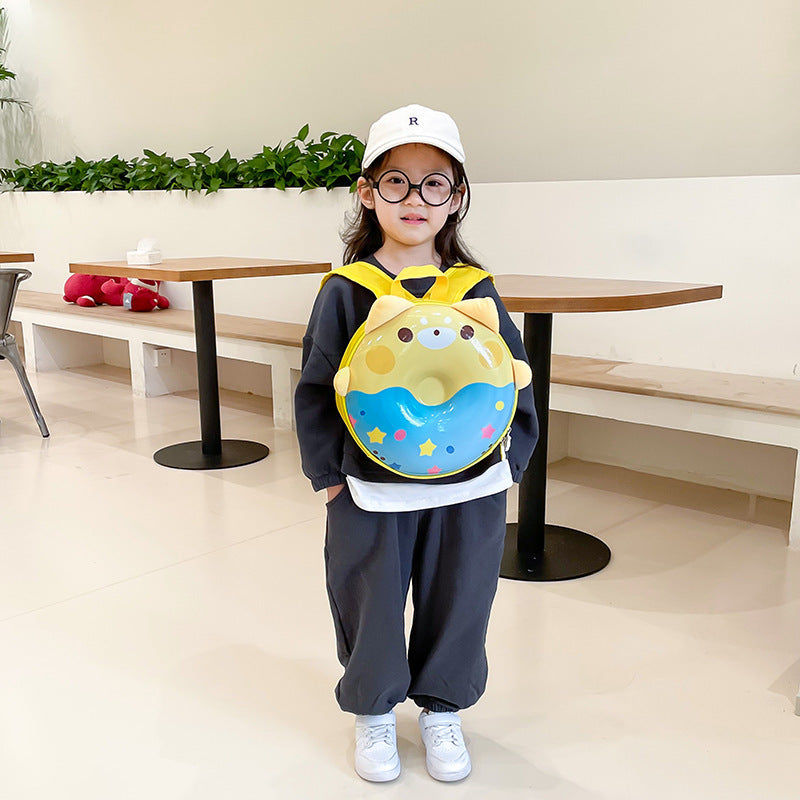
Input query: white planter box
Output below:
<box><xmin>3</xmin><ymin>176</ymin><xmax>799</xmax><ymax>378</ymax></box>
<box><xmin>0</xmin><ymin>187</ymin><xmax>353</xmax><ymax>323</ymax></box>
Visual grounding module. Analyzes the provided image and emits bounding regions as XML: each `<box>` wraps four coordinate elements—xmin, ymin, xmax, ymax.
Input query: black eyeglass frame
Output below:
<box><xmin>368</xmin><ymin>169</ymin><xmax>458</xmax><ymax>207</ymax></box>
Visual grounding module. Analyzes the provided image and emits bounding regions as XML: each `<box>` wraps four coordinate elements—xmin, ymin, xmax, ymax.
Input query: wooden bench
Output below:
<box><xmin>12</xmin><ymin>290</ymin><xmax>306</xmax><ymax>429</ymax></box>
<box><xmin>549</xmin><ymin>354</ymin><xmax>800</xmax><ymax>547</ymax></box>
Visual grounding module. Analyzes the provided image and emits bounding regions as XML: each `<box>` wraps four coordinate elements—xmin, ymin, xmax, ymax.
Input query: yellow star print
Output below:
<box><xmin>419</xmin><ymin>438</ymin><xmax>437</xmax><ymax>457</ymax></box>
<box><xmin>367</xmin><ymin>427</ymin><xmax>386</xmax><ymax>443</ymax></box>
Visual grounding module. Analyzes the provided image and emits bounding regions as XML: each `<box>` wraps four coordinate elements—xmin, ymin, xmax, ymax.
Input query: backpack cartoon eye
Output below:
<box><xmin>328</xmin><ymin>264</ymin><xmax>532</xmax><ymax>479</ymax></box>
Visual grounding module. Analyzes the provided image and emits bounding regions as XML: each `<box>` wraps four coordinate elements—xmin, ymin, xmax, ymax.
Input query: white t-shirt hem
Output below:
<box><xmin>346</xmin><ymin>460</ymin><xmax>513</xmax><ymax>512</ymax></box>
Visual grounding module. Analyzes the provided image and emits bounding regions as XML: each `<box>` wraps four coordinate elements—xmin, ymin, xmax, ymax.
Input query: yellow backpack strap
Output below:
<box><xmin>387</xmin><ymin>264</ymin><xmax>492</xmax><ymax>303</ymax></box>
<box><xmin>320</xmin><ymin>261</ymin><xmax>493</xmax><ymax>303</ymax></box>
<box><xmin>319</xmin><ymin>262</ymin><xmax>394</xmax><ymax>297</ymax></box>
<box><xmin>438</xmin><ymin>264</ymin><xmax>494</xmax><ymax>302</ymax></box>
<box><xmin>390</xmin><ymin>265</ymin><xmax>448</xmax><ymax>301</ymax></box>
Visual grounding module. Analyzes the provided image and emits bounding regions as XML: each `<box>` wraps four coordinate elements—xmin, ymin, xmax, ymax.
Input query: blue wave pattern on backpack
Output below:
<box><xmin>345</xmin><ymin>382</ymin><xmax>515</xmax><ymax>477</ymax></box>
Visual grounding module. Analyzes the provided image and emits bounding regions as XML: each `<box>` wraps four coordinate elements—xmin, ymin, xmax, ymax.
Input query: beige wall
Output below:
<box><xmin>3</xmin><ymin>0</ymin><xmax>800</xmax><ymax>181</ymax></box>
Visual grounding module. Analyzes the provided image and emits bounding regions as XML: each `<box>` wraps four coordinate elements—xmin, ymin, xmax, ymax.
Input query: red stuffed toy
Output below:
<box><xmin>105</xmin><ymin>277</ymin><xmax>170</xmax><ymax>312</ymax></box>
<box><xmin>63</xmin><ymin>274</ymin><xmax>123</xmax><ymax>307</ymax></box>
<box><xmin>99</xmin><ymin>278</ymin><xmax>125</xmax><ymax>306</ymax></box>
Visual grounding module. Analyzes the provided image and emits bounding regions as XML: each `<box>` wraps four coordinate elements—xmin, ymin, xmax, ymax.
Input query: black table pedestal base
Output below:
<box><xmin>500</xmin><ymin>523</ymin><xmax>611</xmax><ymax>582</ymax></box>
<box><xmin>154</xmin><ymin>440</ymin><xmax>269</xmax><ymax>470</ymax></box>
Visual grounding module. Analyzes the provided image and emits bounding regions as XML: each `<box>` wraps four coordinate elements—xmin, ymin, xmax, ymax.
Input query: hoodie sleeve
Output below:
<box><xmin>293</xmin><ymin>276</ymin><xmax>370</xmax><ymax>491</ymax></box>
<box><xmin>466</xmin><ymin>278</ymin><xmax>539</xmax><ymax>483</ymax></box>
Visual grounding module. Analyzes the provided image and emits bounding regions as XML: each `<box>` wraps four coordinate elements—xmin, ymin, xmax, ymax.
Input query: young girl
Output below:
<box><xmin>294</xmin><ymin>104</ymin><xmax>538</xmax><ymax>782</ymax></box>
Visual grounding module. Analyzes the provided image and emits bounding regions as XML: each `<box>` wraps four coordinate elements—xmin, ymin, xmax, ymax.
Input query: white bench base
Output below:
<box><xmin>550</xmin><ymin>383</ymin><xmax>800</xmax><ymax>548</ymax></box>
<box><xmin>13</xmin><ymin>306</ymin><xmax>302</xmax><ymax>430</ymax></box>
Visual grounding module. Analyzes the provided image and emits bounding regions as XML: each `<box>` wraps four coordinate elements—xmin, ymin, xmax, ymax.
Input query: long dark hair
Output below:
<box><xmin>341</xmin><ymin>150</ymin><xmax>484</xmax><ymax>270</ymax></box>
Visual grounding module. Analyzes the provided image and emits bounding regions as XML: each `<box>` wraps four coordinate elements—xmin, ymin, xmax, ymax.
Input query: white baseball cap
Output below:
<box><xmin>362</xmin><ymin>104</ymin><xmax>465</xmax><ymax>170</ymax></box>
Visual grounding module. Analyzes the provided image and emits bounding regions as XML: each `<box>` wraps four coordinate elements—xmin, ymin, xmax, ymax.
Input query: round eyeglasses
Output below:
<box><xmin>370</xmin><ymin>170</ymin><xmax>456</xmax><ymax>207</ymax></box>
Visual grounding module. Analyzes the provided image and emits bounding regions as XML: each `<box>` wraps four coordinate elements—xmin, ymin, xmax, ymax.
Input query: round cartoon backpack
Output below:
<box><xmin>323</xmin><ymin>263</ymin><xmax>532</xmax><ymax>479</ymax></box>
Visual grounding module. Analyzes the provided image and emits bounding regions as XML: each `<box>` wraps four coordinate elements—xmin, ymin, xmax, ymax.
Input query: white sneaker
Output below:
<box><xmin>354</xmin><ymin>711</ymin><xmax>401</xmax><ymax>782</ymax></box>
<box><xmin>418</xmin><ymin>710</ymin><xmax>471</xmax><ymax>782</ymax></box>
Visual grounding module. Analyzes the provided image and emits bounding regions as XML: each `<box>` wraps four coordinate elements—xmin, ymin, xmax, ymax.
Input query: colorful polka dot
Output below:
<box><xmin>446</xmin><ymin>445</ymin><xmax>455</xmax><ymax>454</ymax></box>
<box><xmin>495</xmin><ymin>401</ymin><xmax>505</xmax><ymax>410</ymax></box>
<box><xmin>394</xmin><ymin>429</ymin><xmax>406</xmax><ymax>441</ymax></box>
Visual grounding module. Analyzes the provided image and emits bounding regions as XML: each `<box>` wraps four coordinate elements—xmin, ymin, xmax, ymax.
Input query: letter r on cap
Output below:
<box><xmin>409</xmin><ymin>117</ymin><xmax>419</xmax><ymax>125</ymax></box>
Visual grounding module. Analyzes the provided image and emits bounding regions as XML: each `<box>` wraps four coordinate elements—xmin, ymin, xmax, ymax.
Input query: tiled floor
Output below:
<box><xmin>1</xmin><ymin>366</ymin><xmax>799</xmax><ymax>799</ymax></box>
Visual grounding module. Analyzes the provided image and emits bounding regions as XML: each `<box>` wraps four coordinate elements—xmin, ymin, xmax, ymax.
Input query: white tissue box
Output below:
<box><xmin>127</xmin><ymin>249</ymin><xmax>163</xmax><ymax>265</ymax></box>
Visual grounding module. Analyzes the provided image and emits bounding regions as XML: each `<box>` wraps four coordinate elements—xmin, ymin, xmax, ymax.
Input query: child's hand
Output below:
<box><xmin>327</xmin><ymin>484</ymin><xmax>345</xmax><ymax>503</ymax></box>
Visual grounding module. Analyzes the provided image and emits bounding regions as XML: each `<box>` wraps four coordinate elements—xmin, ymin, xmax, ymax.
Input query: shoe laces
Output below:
<box><xmin>427</xmin><ymin>722</ymin><xmax>462</xmax><ymax>747</ymax></box>
<box><xmin>361</xmin><ymin>723</ymin><xmax>394</xmax><ymax>748</ymax></box>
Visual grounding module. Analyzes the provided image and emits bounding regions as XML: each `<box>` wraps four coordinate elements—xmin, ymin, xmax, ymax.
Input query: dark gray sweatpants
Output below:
<box><xmin>323</xmin><ymin>484</ymin><xmax>507</xmax><ymax>716</ymax></box>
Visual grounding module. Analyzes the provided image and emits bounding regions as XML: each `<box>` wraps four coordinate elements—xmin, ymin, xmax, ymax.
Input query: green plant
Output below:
<box><xmin>0</xmin><ymin>125</ymin><xmax>365</xmax><ymax>194</ymax></box>
<box><xmin>0</xmin><ymin>7</ymin><xmax>28</xmax><ymax>112</ymax></box>
<box><xmin>237</xmin><ymin>125</ymin><xmax>365</xmax><ymax>191</ymax></box>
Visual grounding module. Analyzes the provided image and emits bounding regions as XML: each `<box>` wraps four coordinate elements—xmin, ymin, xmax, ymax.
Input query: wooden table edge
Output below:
<box><xmin>69</xmin><ymin>259</ymin><xmax>331</xmax><ymax>281</ymax></box>
<box><xmin>0</xmin><ymin>252</ymin><xmax>35</xmax><ymax>264</ymax></box>
<box><xmin>497</xmin><ymin>282</ymin><xmax>723</xmax><ymax>313</ymax></box>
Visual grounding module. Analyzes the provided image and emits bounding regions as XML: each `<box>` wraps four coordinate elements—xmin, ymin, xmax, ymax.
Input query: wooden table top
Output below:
<box><xmin>0</xmin><ymin>251</ymin><xmax>35</xmax><ymax>264</ymax></box>
<box><xmin>495</xmin><ymin>274</ymin><xmax>723</xmax><ymax>313</ymax></box>
<box><xmin>69</xmin><ymin>256</ymin><xmax>331</xmax><ymax>282</ymax></box>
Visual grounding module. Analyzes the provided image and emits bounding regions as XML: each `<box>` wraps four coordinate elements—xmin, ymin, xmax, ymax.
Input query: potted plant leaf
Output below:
<box><xmin>0</xmin><ymin>7</ymin><xmax>28</xmax><ymax>113</ymax></box>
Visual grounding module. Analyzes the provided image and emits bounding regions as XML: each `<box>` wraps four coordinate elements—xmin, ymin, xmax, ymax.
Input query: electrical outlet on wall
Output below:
<box><xmin>150</xmin><ymin>348</ymin><xmax>171</xmax><ymax>367</ymax></box>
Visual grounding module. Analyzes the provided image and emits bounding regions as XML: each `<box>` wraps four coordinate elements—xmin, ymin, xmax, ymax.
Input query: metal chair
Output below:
<box><xmin>0</xmin><ymin>267</ymin><xmax>50</xmax><ymax>437</ymax></box>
